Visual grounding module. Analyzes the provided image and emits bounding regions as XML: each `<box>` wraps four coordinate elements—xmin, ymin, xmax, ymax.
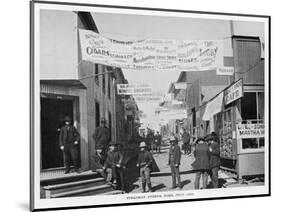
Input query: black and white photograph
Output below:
<box><xmin>30</xmin><ymin>0</ymin><xmax>270</xmax><ymax>210</ymax></box>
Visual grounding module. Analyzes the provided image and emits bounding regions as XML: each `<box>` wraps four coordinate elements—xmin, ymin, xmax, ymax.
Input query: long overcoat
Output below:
<box><xmin>192</xmin><ymin>142</ymin><xmax>210</xmax><ymax>170</ymax></box>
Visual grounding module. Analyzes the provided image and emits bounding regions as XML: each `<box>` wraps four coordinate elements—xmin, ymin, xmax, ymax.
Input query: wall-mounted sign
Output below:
<box><xmin>174</xmin><ymin>82</ymin><xmax>187</xmax><ymax>89</ymax></box>
<box><xmin>117</xmin><ymin>84</ymin><xmax>152</xmax><ymax>95</ymax></box>
<box><xmin>236</xmin><ymin>123</ymin><xmax>265</xmax><ymax>139</ymax></box>
<box><xmin>224</xmin><ymin>79</ymin><xmax>243</xmax><ymax>105</ymax></box>
<box><xmin>216</xmin><ymin>67</ymin><xmax>234</xmax><ymax>76</ymax></box>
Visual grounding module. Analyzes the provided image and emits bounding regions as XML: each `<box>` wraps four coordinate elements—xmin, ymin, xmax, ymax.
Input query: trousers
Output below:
<box><xmin>170</xmin><ymin>164</ymin><xmax>181</xmax><ymax>187</ymax></box>
<box><xmin>106</xmin><ymin>167</ymin><xmax>116</xmax><ymax>182</ymax></box>
<box><xmin>210</xmin><ymin>167</ymin><xmax>219</xmax><ymax>188</ymax></box>
<box><xmin>63</xmin><ymin>144</ymin><xmax>79</xmax><ymax>170</ymax></box>
<box><xmin>194</xmin><ymin>171</ymin><xmax>208</xmax><ymax>189</ymax></box>
<box><xmin>139</xmin><ymin>166</ymin><xmax>151</xmax><ymax>184</ymax></box>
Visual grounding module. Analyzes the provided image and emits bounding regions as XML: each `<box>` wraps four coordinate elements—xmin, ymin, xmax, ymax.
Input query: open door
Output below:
<box><xmin>41</xmin><ymin>97</ymin><xmax>74</xmax><ymax>169</ymax></box>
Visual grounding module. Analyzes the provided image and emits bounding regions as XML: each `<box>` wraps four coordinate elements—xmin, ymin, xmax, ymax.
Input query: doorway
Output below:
<box><xmin>41</xmin><ymin>97</ymin><xmax>74</xmax><ymax>169</ymax></box>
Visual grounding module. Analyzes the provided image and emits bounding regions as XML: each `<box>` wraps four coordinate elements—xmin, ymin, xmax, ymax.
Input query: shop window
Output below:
<box><xmin>241</xmin><ymin>92</ymin><xmax>257</xmax><ymax>120</ymax></box>
<box><xmin>257</xmin><ymin>92</ymin><xmax>264</xmax><ymax>120</ymax></box>
<box><xmin>242</xmin><ymin>138</ymin><xmax>264</xmax><ymax>150</ymax></box>
<box><xmin>240</xmin><ymin>91</ymin><xmax>264</xmax><ymax>151</ymax></box>
<box><xmin>95</xmin><ymin>64</ymin><xmax>99</xmax><ymax>85</ymax></box>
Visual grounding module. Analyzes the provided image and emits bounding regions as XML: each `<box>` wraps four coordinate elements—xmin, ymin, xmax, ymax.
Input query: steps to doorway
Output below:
<box><xmin>41</xmin><ymin>169</ymin><xmax>124</xmax><ymax>198</ymax></box>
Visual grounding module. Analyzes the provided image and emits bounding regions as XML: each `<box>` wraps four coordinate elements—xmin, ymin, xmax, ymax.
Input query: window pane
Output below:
<box><xmin>241</xmin><ymin>92</ymin><xmax>257</xmax><ymax>120</ymax></box>
<box><xmin>259</xmin><ymin>138</ymin><xmax>265</xmax><ymax>148</ymax></box>
<box><xmin>242</xmin><ymin>138</ymin><xmax>259</xmax><ymax>149</ymax></box>
<box><xmin>258</xmin><ymin>92</ymin><xmax>264</xmax><ymax>120</ymax></box>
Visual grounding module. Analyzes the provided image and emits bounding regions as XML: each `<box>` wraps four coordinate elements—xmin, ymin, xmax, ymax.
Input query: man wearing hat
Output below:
<box><xmin>103</xmin><ymin>142</ymin><xmax>124</xmax><ymax>185</ymax></box>
<box><xmin>192</xmin><ymin>137</ymin><xmax>210</xmax><ymax>189</ymax></box>
<box><xmin>136</xmin><ymin>142</ymin><xmax>154</xmax><ymax>192</ymax></box>
<box><xmin>59</xmin><ymin>116</ymin><xmax>80</xmax><ymax>174</ymax></box>
<box><xmin>168</xmin><ymin>136</ymin><xmax>182</xmax><ymax>189</ymax></box>
<box><xmin>92</xmin><ymin>117</ymin><xmax>111</xmax><ymax>170</ymax></box>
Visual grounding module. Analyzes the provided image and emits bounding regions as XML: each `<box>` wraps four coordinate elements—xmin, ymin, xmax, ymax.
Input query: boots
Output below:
<box><xmin>147</xmin><ymin>183</ymin><xmax>152</xmax><ymax>192</ymax></box>
<box><xmin>142</xmin><ymin>182</ymin><xmax>146</xmax><ymax>193</ymax></box>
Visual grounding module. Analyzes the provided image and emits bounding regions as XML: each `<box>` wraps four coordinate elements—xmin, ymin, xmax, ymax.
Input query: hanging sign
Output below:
<box><xmin>117</xmin><ymin>84</ymin><xmax>152</xmax><ymax>95</ymax></box>
<box><xmin>174</xmin><ymin>82</ymin><xmax>187</xmax><ymax>89</ymax></box>
<box><xmin>79</xmin><ymin>29</ymin><xmax>110</xmax><ymax>64</ymax></box>
<box><xmin>79</xmin><ymin>29</ymin><xmax>223</xmax><ymax>71</ymax></box>
<box><xmin>216</xmin><ymin>67</ymin><xmax>234</xmax><ymax>76</ymax></box>
<box><xmin>236</xmin><ymin>123</ymin><xmax>265</xmax><ymax>139</ymax></box>
<box><xmin>132</xmin><ymin>39</ymin><xmax>156</xmax><ymax>70</ymax></box>
<box><xmin>224</xmin><ymin>79</ymin><xmax>243</xmax><ymax>105</ymax></box>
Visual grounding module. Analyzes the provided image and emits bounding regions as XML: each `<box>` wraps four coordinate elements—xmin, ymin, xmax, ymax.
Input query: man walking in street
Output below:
<box><xmin>137</xmin><ymin>142</ymin><xmax>154</xmax><ymax>193</ymax></box>
<box><xmin>155</xmin><ymin>131</ymin><xmax>162</xmax><ymax>153</ymax></box>
<box><xmin>182</xmin><ymin>129</ymin><xmax>191</xmax><ymax>155</ymax></box>
<box><xmin>92</xmin><ymin>118</ymin><xmax>111</xmax><ymax>172</ymax></box>
<box><xmin>59</xmin><ymin>116</ymin><xmax>80</xmax><ymax>174</ymax></box>
<box><xmin>168</xmin><ymin>136</ymin><xmax>182</xmax><ymax>189</ymax></box>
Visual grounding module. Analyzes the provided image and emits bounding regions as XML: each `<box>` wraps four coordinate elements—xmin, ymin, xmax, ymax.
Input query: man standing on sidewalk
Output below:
<box><xmin>59</xmin><ymin>116</ymin><xmax>80</xmax><ymax>174</ymax></box>
<box><xmin>91</xmin><ymin>118</ymin><xmax>111</xmax><ymax>172</ymax></box>
<box><xmin>168</xmin><ymin>137</ymin><xmax>182</xmax><ymax>189</ymax></box>
<box><xmin>137</xmin><ymin>142</ymin><xmax>154</xmax><ymax>193</ymax></box>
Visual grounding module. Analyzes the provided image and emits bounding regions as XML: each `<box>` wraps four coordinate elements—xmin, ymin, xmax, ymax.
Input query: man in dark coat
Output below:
<box><xmin>92</xmin><ymin>118</ymin><xmax>111</xmax><ymax>171</ymax></box>
<box><xmin>155</xmin><ymin>131</ymin><xmax>162</xmax><ymax>153</ymax></box>
<box><xmin>208</xmin><ymin>134</ymin><xmax>220</xmax><ymax>188</ymax></box>
<box><xmin>103</xmin><ymin>142</ymin><xmax>124</xmax><ymax>185</ymax></box>
<box><xmin>192</xmin><ymin>137</ymin><xmax>210</xmax><ymax>189</ymax></box>
<box><xmin>168</xmin><ymin>137</ymin><xmax>182</xmax><ymax>189</ymax></box>
<box><xmin>182</xmin><ymin>129</ymin><xmax>191</xmax><ymax>154</ymax></box>
<box><xmin>137</xmin><ymin>142</ymin><xmax>154</xmax><ymax>192</ymax></box>
<box><xmin>59</xmin><ymin>116</ymin><xmax>80</xmax><ymax>174</ymax></box>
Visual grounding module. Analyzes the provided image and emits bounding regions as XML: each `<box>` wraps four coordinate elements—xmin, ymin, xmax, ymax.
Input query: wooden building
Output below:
<box><xmin>40</xmin><ymin>10</ymin><xmax>135</xmax><ymax>172</ymax></box>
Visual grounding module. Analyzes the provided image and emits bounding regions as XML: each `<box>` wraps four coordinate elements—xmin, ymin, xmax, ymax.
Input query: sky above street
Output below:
<box><xmin>91</xmin><ymin>11</ymin><xmax>264</xmax><ymax>130</ymax></box>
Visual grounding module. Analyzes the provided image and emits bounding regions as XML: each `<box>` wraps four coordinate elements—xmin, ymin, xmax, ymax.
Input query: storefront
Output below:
<box><xmin>211</xmin><ymin>79</ymin><xmax>265</xmax><ymax>179</ymax></box>
<box><xmin>40</xmin><ymin>81</ymin><xmax>89</xmax><ymax>171</ymax></box>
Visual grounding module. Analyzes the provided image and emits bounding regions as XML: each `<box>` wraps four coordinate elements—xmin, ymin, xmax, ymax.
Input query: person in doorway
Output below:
<box><xmin>207</xmin><ymin>133</ymin><xmax>220</xmax><ymax>188</ymax></box>
<box><xmin>182</xmin><ymin>129</ymin><xmax>191</xmax><ymax>155</ymax></box>
<box><xmin>155</xmin><ymin>131</ymin><xmax>162</xmax><ymax>153</ymax></box>
<box><xmin>103</xmin><ymin>142</ymin><xmax>124</xmax><ymax>186</ymax></box>
<box><xmin>168</xmin><ymin>136</ymin><xmax>182</xmax><ymax>189</ymax></box>
<box><xmin>136</xmin><ymin>142</ymin><xmax>154</xmax><ymax>193</ymax></box>
<box><xmin>192</xmin><ymin>137</ymin><xmax>210</xmax><ymax>189</ymax></box>
<box><xmin>92</xmin><ymin>118</ymin><xmax>111</xmax><ymax>171</ymax></box>
<box><xmin>59</xmin><ymin>116</ymin><xmax>80</xmax><ymax>174</ymax></box>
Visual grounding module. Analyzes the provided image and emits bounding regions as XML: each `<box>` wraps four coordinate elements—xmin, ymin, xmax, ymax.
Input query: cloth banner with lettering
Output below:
<box><xmin>79</xmin><ymin>29</ymin><xmax>223</xmax><ymax>71</ymax></box>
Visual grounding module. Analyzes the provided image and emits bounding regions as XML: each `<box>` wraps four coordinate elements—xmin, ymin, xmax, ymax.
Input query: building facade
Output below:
<box><xmin>40</xmin><ymin>10</ymin><xmax>136</xmax><ymax>172</ymax></box>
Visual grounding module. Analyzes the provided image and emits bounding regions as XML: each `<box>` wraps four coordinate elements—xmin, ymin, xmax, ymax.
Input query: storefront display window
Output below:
<box><xmin>220</xmin><ymin>109</ymin><xmax>235</xmax><ymax>158</ymax></box>
<box><xmin>240</xmin><ymin>91</ymin><xmax>264</xmax><ymax>151</ymax></box>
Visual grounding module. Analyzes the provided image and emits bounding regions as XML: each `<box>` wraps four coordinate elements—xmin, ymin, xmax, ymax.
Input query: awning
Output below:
<box><xmin>202</xmin><ymin>92</ymin><xmax>224</xmax><ymax>121</ymax></box>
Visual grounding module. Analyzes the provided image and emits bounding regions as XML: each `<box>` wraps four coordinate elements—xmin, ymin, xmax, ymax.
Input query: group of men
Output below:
<box><xmin>58</xmin><ymin>116</ymin><xmax>125</xmax><ymax>190</ymax></box>
<box><xmin>58</xmin><ymin>115</ymin><xmax>220</xmax><ymax>192</ymax></box>
<box><xmin>145</xmin><ymin>130</ymin><xmax>162</xmax><ymax>153</ymax></box>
